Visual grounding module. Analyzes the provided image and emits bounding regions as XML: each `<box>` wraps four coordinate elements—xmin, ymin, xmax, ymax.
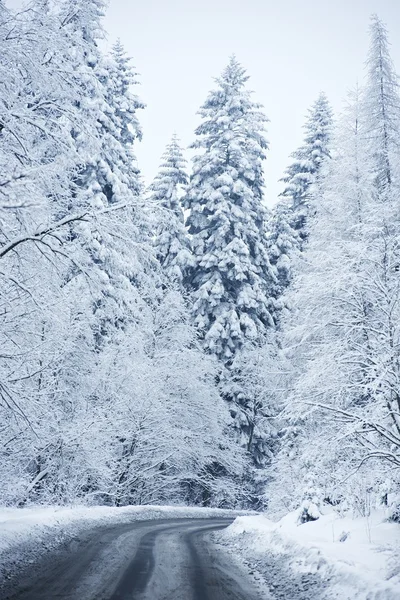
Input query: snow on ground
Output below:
<box><xmin>2</xmin><ymin>504</ymin><xmax>398</xmax><ymax>599</ymax></box>
<box><xmin>0</xmin><ymin>504</ymin><xmax>250</xmax><ymax>584</ymax></box>
<box><xmin>215</xmin><ymin>509</ymin><xmax>400</xmax><ymax>600</ymax></box>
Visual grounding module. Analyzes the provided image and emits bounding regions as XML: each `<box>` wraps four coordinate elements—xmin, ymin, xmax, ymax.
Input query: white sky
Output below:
<box><xmin>7</xmin><ymin>0</ymin><xmax>400</xmax><ymax>205</ymax></box>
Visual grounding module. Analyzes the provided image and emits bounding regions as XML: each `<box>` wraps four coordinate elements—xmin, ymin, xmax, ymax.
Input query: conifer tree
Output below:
<box><xmin>267</xmin><ymin>199</ymin><xmax>301</xmax><ymax>308</ymax></box>
<box><xmin>106</xmin><ymin>39</ymin><xmax>144</xmax><ymax>197</ymax></box>
<box><xmin>59</xmin><ymin>0</ymin><xmax>148</xmax><ymax>338</ymax></box>
<box><xmin>28</xmin><ymin>0</ymin><xmax>152</xmax><ymax>498</ymax></box>
<box><xmin>364</xmin><ymin>14</ymin><xmax>400</xmax><ymax>193</ymax></box>
<box><xmin>149</xmin><ymin>135</ymin><xmax>193</xmax><ymax>284</ymax></box>
<box><xmin>280</xmin><ymin>92</ymin><xmax>333</xmax><ymax>245</ymax></box>
<box><xmin>273</xmin><ymin>89</ymin><xmax>374</xmax><ymax>518</ymax></box>
<box><xmin>185</xmin><ymin>56</ymin><xmax>276</xmax><ymax>361</ymax></box>
<box><xmin>59</xmin><ymin>1</ymin><xmax>143</xmax><ymax>209</ymax></box>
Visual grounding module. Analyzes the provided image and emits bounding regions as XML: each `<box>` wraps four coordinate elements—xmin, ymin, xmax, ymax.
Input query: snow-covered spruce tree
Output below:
<box><xmin>148</xmin><ymin>135</ymin><xmax>193</xmax><ymax>284</ymax></box>
<box><xmin>39</xmin><ymin>0</ymin><xmax>159</xmax><ymax>501</ymax></box>
<box><xmin>105</xmin><ymin>39</ymin><xmax>144</xmax><ymax>197</ymax></box>
<box><xmin>184</xmin><ymin>56</ymin><xmax>276</xmax><ymax>361</ymax></box>
<box><xmin>261</xmin><ymin>95</ymin><xmax>334</xmax><ymax>510</ymax></box>
<box><xmin>266</xmin><ymin>198</ymin><xmax>301</xmax><ymax>315</ymax></box>
<box><xmin>262</xmin><ymin>95</ymin><xmax>333</xmax><ymax>329</ymax></box>
<box><xmin>363</xmin><ymin>14</ymin><xmax>400</xmax><ymax>193</ymax></box>
<box><xmin>268</xmin><ymin>89</ymin><xmax>371</xmax><ymax>520</ymax></box>
<box><xmin>56</xmin><ymin>0</ymin><xmax>150</xmax><ymax>347</ymax></box>
<box><xmin>280</xmin><ymin>92</ymin><xmax>333</xmax><ymax>247</ymax></box>
<box><xmin>273</xmin><ymin>16</ymin><xmax>400</xmax><ymax>521</ymax></box>
<box><xmin>184</xmin><ymin>57</ymin><xmax>280</xmax><ymax>500</ymax></box>
<box><xmin>59</xmin><ymin>1</ymin><xmax>143</xmax><ymax>206</ymax></box>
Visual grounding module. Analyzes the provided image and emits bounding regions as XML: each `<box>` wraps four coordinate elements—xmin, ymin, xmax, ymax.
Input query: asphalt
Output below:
<box><xmin>3</xmin><ymin>518</ymin><xmax>263</xmax><ymax>600</ymax></box>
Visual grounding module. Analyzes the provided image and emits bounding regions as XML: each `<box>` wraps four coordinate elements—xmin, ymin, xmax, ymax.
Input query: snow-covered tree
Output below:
<box><xmin>64</xmin><ymin>286</ymin><xmax>246</xmax><ymax>508</ymax></box>
<box><xmin>267</xmin><ymin>198</ymin><xmax>301</xmax><ymax>310</ymax></box>
<box><xmin>185</xmin><ymin>56</ymin><xmax>277</xmax><ymax>361</ymax></box>
<box><xmin>149</xmin><ymin>135</ymin><xmax>193</xmax><ymax>284</ymax></box>
<box><xmin>363</xmin><ymin>14</ymin><xmax>400</xmax><ymax>193</ymax></box>
<box><xmin>58</xmin><ymin>0</ymin><xmax>149</xmax><ymax>341</ymax></box>
<box><xmin>0</xmin><ymin>0</ymin><xmax>100</xmax><ymax>503</ymax></box>
<box><xmin>274</xmin><ymin>15</ymin><xmax>400</xmax><ymax>517</ymax></box>
<box><xmin>280</xmin><ymin>92</ymin><xmax>333</xmax><ymax>246</ymax></box>
<box><xmin>221</xmin><ymin>337</ymin><xmax>283</xmax><ymax>507</ymax></box>
<box><xmin>94</xmin><ymin>38</ymin><xmax>145</xmax><ymax>205</ymax></box>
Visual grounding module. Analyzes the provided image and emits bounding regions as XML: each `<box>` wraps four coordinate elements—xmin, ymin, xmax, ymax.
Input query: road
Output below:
<box><xmin>3</xmin><ymin>518</ymin><xmax>263</xmax><ymax>600</ymax></box>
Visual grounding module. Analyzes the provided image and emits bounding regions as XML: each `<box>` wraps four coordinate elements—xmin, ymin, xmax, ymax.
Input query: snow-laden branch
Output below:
<box><xmin>0</xmin><ymin>201</ymin><xmax>133</xmax><ymax>260</ymax></box>
<box><xmin>303</xmin><ymin>401</ymin><xmax>400</xmax><ymax>448</ymax></box>
<box><xmin>0</xmin><ymin>212</ymin><xmax>89</xmax><ymax>259</ymax></box>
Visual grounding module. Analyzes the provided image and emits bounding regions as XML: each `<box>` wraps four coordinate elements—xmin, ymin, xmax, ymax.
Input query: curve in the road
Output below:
<box><xmin>3</xmin><ymin>518</ymin><xmax>261</xmax><ymax>600</ymax></box>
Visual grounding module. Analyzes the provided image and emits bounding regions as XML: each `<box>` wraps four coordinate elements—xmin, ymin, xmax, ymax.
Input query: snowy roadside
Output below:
<box><xmin>0</xmin><ymin>504</ymin><xmax>250</xmax><ymax>586</ymax></box>
<box><xmin>213</xmin><ymin>510</ymin><xmax>400</xmax><ymax>600</ymax></box>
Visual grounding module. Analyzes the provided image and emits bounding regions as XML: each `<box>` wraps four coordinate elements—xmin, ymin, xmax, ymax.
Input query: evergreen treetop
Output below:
<box><xmin>364</xmin><ymin>14</ymin><xmax>400</xmax><ymax>192</ymax></box>
<box><xmin>279</xmin><ymin>92</ymin><xmax>333</xmax><ymax>244</ymax></box>
<box><xmin>149</xmin><ymin>135</ymin><xmax>193</xmax><ymax>284</ymax></box>
<box><xmin>281</xmin><ymin>92</ymin><xmax>333</xmax><ymax>209</ymax></box>
<box><xmin>150</xmin><ymin>134</ymin><xmax>188</xmax><ymax>217</ymax></box>
<box><xmin>184</xmin><ymin>56</ymin><xmax>276</xmax><ymax>360</ymax></box>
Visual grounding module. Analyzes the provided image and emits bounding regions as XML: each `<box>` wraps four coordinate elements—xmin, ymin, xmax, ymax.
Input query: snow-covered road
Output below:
<box><xmin>2</xmin><ymin>506</ymin><xmax>397</xmax><ymax>599</ymax></box>
<box><xmin>2</xmin><ymin>518</ymin><xmax>262</xmax><ymax>600</ymax></box>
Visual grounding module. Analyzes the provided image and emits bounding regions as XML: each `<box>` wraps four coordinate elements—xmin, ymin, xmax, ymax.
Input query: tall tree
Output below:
<box><xmin>0</xmin><ymin>0</ymin><xmax>101</xmax><ymax>503</ymax></box>
<box><xmin>149</xmin><ymin>135</ymin><xmax>193</xmax><ymax>284</ymax></box>
<box><xmin>274</xmin><ymin>16</ymin><xmax>400</xmax><ymax>519</ymax></box>
<box><xmin>106</xmin><ymin>39</ymin><xmax>144</xmax><ymax>198</ymax></box>
<box><xmin>363</xmin><ymin>14</ymin><xmax>400</xmax><ymax>193</ymax></box>
<box><xmin>58</xmin><ymin>0</ymin><xmax>148</xmax><ymax>342</ymax></box>
<box><xmin>9</xmin><ymin>0</ymin><xmax>152</xmax><ymax>502</ymax></box>
<box><xmin>280</xmin><ymin>92</ymin><xmax>333</xmax><ymax>246</ymax></box>
<box><xmin>185</xmin><ymin>56</ymin><xmax>276</xmax><ymax>361</ymax></box>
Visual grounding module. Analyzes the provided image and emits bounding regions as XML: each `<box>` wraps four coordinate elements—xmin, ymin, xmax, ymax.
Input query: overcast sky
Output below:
<box><xmin>8</xmin><ymin>0</ymin><xmax>400</xmax><ymax>205</ymax></box>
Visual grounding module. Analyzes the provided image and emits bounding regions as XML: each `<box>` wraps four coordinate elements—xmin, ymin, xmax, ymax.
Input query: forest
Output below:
<box><xmin>0</xmin><ymin>0</ymin><xmax>399</xmax><ymax>524</ymax></box>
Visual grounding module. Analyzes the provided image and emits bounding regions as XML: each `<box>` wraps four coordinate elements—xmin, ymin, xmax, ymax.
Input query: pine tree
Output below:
<box><xmin>267</xmin><ymin>198</ymin><xmax>301</xmax><ymax>309</ymax></box>
<box><xmin>149</xmin><ymin>135</ymin><xmax>193</xmax><ymax>284</ymax></box>
<box><xmin>280</xmin><ymin>92</ymin><xmax>333</xmax><ymax>245</ymax></box>
<box><xmin>59</xmin><ymin>0</ymin><xmax>148</xmax><ymax>340</ymax></box>
<box><xmin>363</xmin><ymin>14</ymin><xmax>400</xmax><ymax>193</ymax></box>
<box><xmin>59</xmin><ymin>0</ymin><xmax>106</xmax><ymax>46</ymax></box>
<box><xmin>106</xmin><ymin>39</ymin><xmax>144</xmax><ymax>198</ymax></box>
<box><xmin>185</xmin><ymin>56</ymin><xmax>276</xmax><ymax>361</ymax></box>
<box><xmin>273</xmin><ymin>89</ymin><xmax>375</xmax><ymax>518</ymax></box>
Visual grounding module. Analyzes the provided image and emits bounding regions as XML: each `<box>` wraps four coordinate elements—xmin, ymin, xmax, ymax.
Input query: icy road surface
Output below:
<box><xmin>3</xmin><ymin>518</ymin><xmax>263</xmax><ymax>600</ymax></box>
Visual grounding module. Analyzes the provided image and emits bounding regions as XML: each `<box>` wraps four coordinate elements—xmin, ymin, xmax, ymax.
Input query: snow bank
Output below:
<box><xmin>0</xmin><ymin>504</ymin><xmax>250</xmax><ymax>582</ymax></box>
<box><xmin>217</xmin><ymin>510</ymin><xmax>400</xmax><ymax>600</ymax></box>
